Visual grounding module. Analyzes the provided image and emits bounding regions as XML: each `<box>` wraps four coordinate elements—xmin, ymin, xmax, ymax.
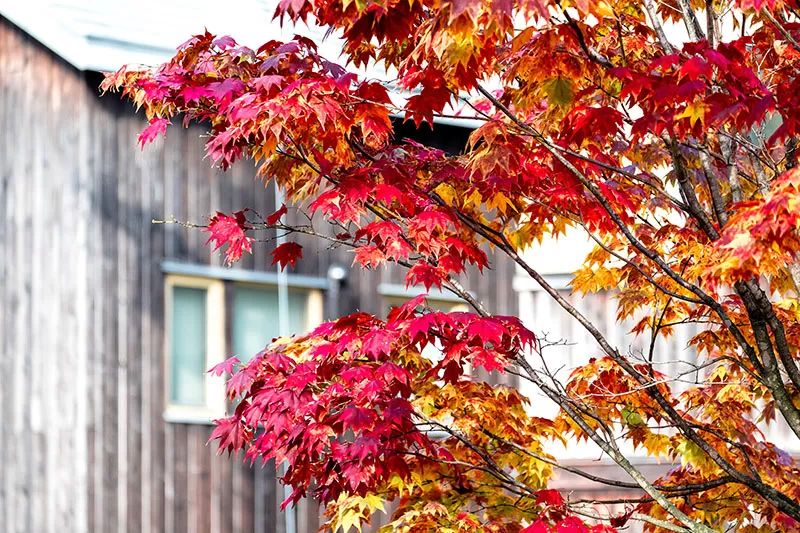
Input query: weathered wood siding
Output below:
<box><xmin>0</xmin><ymin>15</ymin><xmax>307</xmax><ymax>533</ymax></box>
<box><xmin>0</xmin><ymin>15</ymin><xmax>518</xmax><ymax>533</ymax></box>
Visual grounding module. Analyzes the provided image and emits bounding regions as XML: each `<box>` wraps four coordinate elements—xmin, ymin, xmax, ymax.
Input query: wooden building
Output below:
<box><xmin>0</xmin><ymin>9</ymin><xmax>518</xmax><ymax>533</ymax></box>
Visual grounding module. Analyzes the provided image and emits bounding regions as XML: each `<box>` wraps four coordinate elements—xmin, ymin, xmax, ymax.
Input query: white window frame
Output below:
<box><xmin>163</xmin><ymin>274</ymin><xmax>227</xmax><ymax>423</ymax></box>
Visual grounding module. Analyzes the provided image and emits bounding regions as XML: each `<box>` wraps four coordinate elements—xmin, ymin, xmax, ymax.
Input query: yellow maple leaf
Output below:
<box><xmin>676</xmin><ymin>100</ymin><xmax>709</xmax><ymax>128</ymax></box>
<box><xmin>434</xmin><ymin>182</ymin><xmax>458</xmax><ymax>206</ymax></box>
<box><xmin>486</xmin><ymin>192</ymin><xmax>515</xmax><ymax>215</ymax></box>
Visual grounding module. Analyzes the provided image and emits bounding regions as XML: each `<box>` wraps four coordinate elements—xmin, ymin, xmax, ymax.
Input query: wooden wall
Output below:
<box><xmin>0</xmin><ymin>15</ymin><xmax>301</xmax><ymax>533</ymax></box>
<box><xmin>0</xmin><ymin>16</ymin><xmax>518</xmax><ymax>533</ymax></box>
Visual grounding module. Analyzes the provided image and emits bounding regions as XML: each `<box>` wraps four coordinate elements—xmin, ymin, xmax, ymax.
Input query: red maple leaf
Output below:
<box><xmin>180</xmin><ymin>85</ymin><xmax>213</xmax><ymax>103</ymax></box>
<box><xmin>266</xmin><ymin>204</ymin><xmax>288</xmax><ymax>225</ymax></box>
<box><xmin>207</xmin><ymin>78</ymin><xmax>245</xmax><ymax>109</ymax></box>
<box><xmin>137</xmin><ymin>117</ymin><xmax>170</xmax><ymax>148</ymax></box>
<box><xmin>466</xmin><ymin>318</ymin><xmax>507</xmax><ymax>344</ymax></box>
<box><xmin>609</xmin><ymin>508</ymin><xmax>633</xmax><ymax>528</ymax></box>
<box><xmin>208</xmin><ymin>356</ymin><xmax>240</xmax><ymax>376</ymax></box>
<box><xmin>212</xmin><ymin>35</ymin><xmax>237</xmax><ymax>49</ymax></box>
<box><xmin>536</xmin><ymin>489</ymin><xmax>565</xmax><ymax>507</ymax></box>
<box><xmin>226</xmin><ymin>366</ymin><xmax>256</xmax><ymax>399</ymax></box>
<box><xmin>412</xmin><ymin>210</ymin><xmax>454</xmax><ymax>233</ymax></box>
<box><xmin>209</xmin><ymin>416</ymin><xmax>252</xmax><ymax>455</ymax></box>
<box><xmin>271</xmin><ymin>242</ymin><xmax>303</xmax><ymax>270</ymax></box>
<box><xmin>353</xmin><ymin>245</ymin><xmax>387</xmax><ymax>268</ymax></box>
<box><xmin>340</xmin><ymin>406</ymin><xmax>376</xmax><ymax>432</ymax></box>
<box><xmin>406</xmin><ymin>263</ymin><xmax>446</xmax><ymax>291</ymax></box>
<box><xmin>470</xmin><ymin>348</ymin><xmax>507</xmax><ymax>373</ymax></box>
<box><xmin>205</xmin><ymin>210</ymin><xmax>254</xmax><ymax>265</ymax></box>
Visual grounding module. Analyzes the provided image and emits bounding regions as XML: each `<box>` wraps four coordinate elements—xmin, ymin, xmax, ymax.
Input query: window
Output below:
<box><xmin>164</xmin><ymin>276</ymin><xmax>226</xmax><ymax>422</ymax></box>
<box><xmin>164</xmin><ymin>270</ymin><xmax>324</xmax><ymax>423</ymax></box>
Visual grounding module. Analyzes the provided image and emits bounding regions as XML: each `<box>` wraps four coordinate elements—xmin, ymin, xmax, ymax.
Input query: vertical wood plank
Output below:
<box><xmin>164</xmin><ymin>422</ymin><xmax>175</xmax><ymax>533</ymax></box>
<box><xmin>0</xmin><ymin>20</ymin><xmax>14</xmax><ymax>531</ymax></box>
<box><xmin>175</xmin><ymin>425</ymin><xmax>189</xmax><ymax>533</ymax></box>
<box><xmin>125</xmin><ymin>120</ymin><xmax>144</xmax><ymax>533</ymax></box>
<box><xmin>149</xmin><ymin>130</ymin><xmax>167</xmax><ymax>533</ymax></box>
<box><xmin>102</xmin><ymin>93</ymin><xmax>121</xmax><ymax>533</ymax></box>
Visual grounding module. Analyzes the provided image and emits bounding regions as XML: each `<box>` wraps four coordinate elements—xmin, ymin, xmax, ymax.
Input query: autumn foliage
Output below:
<box><xmin>105</xmin><ymin>0</ymin><xmax>800</xmax><ymax>531</ymax></box>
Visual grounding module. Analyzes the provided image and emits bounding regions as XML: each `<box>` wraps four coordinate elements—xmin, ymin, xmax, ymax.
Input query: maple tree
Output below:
<box><xmin>104</xmin><ymin>0</ymin><xmax>800</xmax><ymax>530</ymax></box>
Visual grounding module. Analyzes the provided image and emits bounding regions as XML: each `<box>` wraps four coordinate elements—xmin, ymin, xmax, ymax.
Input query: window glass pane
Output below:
<box><xmin>170</xmin><ymin>286</ymin><xmax>207</xmax><ymax>406</ymax></box>
<box><xmin>233</xmin><ymin>286</ymin><xmax>308</xmax><ymax>362</ymax></box>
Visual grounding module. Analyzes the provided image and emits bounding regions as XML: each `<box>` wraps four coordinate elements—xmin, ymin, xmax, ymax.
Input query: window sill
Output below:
<box><xmin>163</xmin><ymin>406</ymin><xmax>222</xmax><ymax>425</ymax></box>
